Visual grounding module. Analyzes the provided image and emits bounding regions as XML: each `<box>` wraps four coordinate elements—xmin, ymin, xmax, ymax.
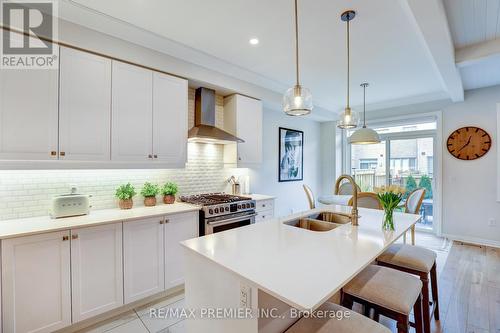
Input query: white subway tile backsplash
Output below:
<box><xmin>0</xmin><ymin>143</ymin><xmax>248</xmax><ymax>220</ymax></box>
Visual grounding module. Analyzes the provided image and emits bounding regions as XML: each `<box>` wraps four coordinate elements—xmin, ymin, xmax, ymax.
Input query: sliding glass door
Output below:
<box><xmin>347</xmin><ymin>121</ymin><xmax>437</xmax><ymax>232</ymax></box>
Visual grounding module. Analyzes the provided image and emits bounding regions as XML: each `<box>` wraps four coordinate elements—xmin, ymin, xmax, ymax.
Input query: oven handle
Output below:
<box><xmin>207</xmin><ymin>213</ymin><xmax>257</xmax><ymax>226</ymax></box>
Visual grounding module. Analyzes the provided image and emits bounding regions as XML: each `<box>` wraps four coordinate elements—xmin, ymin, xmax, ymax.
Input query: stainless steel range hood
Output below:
<box><xmin>188</xmin><ymin>87</ymin><xmax>244</xmax><ymax>144</ymax></box>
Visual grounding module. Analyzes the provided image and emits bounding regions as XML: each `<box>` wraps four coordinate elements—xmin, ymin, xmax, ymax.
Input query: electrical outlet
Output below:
<box><xmin>488</xmin><ymin>218</ymin><xmax>497</xmax><ymax>227</ymax></box>
<box><xmin>240</xmin><ymin>284</ymin><xmax>252</xmax><ymax>308</ymax></box>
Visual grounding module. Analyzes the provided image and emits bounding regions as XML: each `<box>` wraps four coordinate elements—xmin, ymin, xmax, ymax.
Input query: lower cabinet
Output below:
<box><xmin>165</xmin><ymin>212</ymin><xmax>199</xmax><ymax>290</ymax></box>
<box><xmin>71</xmin><ymin>223</ymin><xmax>123</xmax><ymax>322</ymax></box>
<box><xmin>123</xmin><ymin>217</ymin><xmax>165</xmax><ymax>303</ymax></box>
<box><xmin>254</xmin><ymin>198</ymin><xmax>275</xmax><ymax>223</ymax></box>
<box><xmin>1</xmin><ymin>211</ymin><xmax>199</xmax><ymax>332</ymax></box>
<box><xmin>2</xmin><ymin>231</ymin><xmax>72</xmax><ymax>333</ymax></box>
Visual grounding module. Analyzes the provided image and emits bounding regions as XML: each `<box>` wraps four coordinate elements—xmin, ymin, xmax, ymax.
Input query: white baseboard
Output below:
<box><xmin>442</xmin><ymin>233</ymin><xmax>500</xmax><ymax>249</ymax></box>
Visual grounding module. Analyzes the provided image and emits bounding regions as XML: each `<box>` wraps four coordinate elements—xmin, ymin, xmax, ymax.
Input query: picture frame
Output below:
<box><xmin>279</xmin><ymin>127</ymin><xmax>304</xmax><ymax>182</ymax></box>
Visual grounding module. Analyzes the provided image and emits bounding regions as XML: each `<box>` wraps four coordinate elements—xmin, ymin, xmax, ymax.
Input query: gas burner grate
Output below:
<box><xmin>180</xmin><ymin>193</ymin><xmax>249</xmax><ymax>206</ymax></box>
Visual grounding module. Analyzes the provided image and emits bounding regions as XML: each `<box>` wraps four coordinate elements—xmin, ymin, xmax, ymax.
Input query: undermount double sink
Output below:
<box><xmin>283</xmin><ymin>211</ymin><xmax>351</xmax><ymax>232</ymax></box>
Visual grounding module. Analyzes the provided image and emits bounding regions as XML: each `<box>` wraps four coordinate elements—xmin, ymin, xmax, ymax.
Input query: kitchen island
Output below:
<box><xmin>181</xmin><ymin>205</ymin><xmax>421</xmax><ymax>333</ymax></box>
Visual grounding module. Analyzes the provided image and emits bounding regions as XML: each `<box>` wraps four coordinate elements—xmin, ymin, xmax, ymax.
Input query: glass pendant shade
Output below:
<box><xmin>283</xmin><ymin>85</ymin><xmax>313</xmax><ymax>116</ymax></box>
<box><xmin>337</xmin><ymin>107</ymin><xmax>359</xmax><ymax>129</ymax></box>
<box><xmin>348</xmin><ymin>126</ymin><xmax>381</xmax><ymax>144</ymax></box>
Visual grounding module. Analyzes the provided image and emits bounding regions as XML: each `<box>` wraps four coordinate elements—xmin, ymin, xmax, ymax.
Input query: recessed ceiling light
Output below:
<box><xmin>249</xmin><ymin>38</ymin><xmax>259</xmax><ymax>45</ymax></box>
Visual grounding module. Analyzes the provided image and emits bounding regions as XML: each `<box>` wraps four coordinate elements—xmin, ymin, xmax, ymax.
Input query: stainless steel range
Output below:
<box><xmin>180</xmin><ymin>193</ymin><xmax>256</xmax><ymax>235</ymax></box>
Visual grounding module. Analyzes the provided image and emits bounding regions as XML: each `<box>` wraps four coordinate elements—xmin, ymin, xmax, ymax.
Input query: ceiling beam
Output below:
<box><xmin>456</xmin><ymin>38</ymin><xmax>500</xmax><ymax>68</ymax></box>
<box><xmin>401</xmin><ymin>0</ymin><xmax>464</xmax><ymax>102</ymax></box>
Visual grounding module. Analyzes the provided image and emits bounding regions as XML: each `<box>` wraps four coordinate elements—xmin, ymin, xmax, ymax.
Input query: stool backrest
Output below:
<box><xmin>303</xmin><ymin>184</ymin><xmax>315</xmax><ymax>209</ymax></box>
<box><xmin>405</xmin><ymin>188</ymin><xmax>426</xmax><ymax>214</ymax></box>
<box><xmin>348</xmin><ymin>192</ymin><xmax>382</xmax><ymax>210</ymax></box>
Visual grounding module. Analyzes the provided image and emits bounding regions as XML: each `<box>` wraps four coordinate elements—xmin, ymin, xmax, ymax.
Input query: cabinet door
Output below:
<box><xmin>152</xmin><ymin>72</ymin><xmax>188</xmax><ymax>166</ymax></box>
<box><xmin>123</xmin><ymin>217</ymin><xmax>165</xmax><ymax>303</ymax></box>
<box><xmin>164</xmin><ymin>212</ymin><xmax>198</xmax><ymax>290</ymax></box>
<box><xmin>112</xmin><ymin>61</ymin><xmax>153</xmax><ymax>161</ymax></box>
<box><xmin>59</xmin><ymin>47</ymin><xmax>111</xmax><ymax>161</ymax></box>
<box><xmin>0</xmin><ymin>43</ymin><xmax>58</xmax><ymax>160</ymax></box>
<box><xmin>236</xmin><ymin>96</ymin><xmax>262</xmax><ymax>165</ymax></box>
<box><xmin>2</xmin><ymin>231</ymin><xmax>71</xmax><ymax>333</ymax></box>
<box><xmin>71</xmin><ymin>223</ymin><xmax>123</xmax><ymax>322</ymax></box>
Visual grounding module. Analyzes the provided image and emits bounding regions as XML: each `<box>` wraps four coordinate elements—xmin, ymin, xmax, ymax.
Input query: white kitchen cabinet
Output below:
<box><xmin>59</xmin><ymin>47</ymin><xmax>112</xmax><ymax>161</ymax></box>
<box><xmin>112</xmin><ymin>61</ymin><xmax>153</xmax><ymax>161</ymax></box>
<box><xmin>164</xmin><ymin>211</ymin><xmax>198</xmax><ymax>290</ymax></box>
<box><xmin>123</xmin><ymin>217</ymin><xmax>165</xmax><ymax>303</ymax></box>
<box><xmin>0</xmin><ymin>46</ymin><xmax>59</xmax><ymax>160</ymax></box>
<box><xmin>254</xmin><ymin>198</ymin><xmax>275</xmax><ymax>223</ymax></box>
<box><xmin>153</xmin><ymin>72</ymin><xmax>188</xmax><ymax>166</ymax></box>
<box><xmin>70</xmin><ymin>223</ymin><xmax>123</xmax><ymax>322</ymax></box>
<box><xmin>2</xmin><ymin>231</ymin><xmax>71</xmax><ymax>333</ymax></box>
<box><xmin>224</xmin><ymin>94</ymin><xmax>263</xmax><ymax>166</ymax></box>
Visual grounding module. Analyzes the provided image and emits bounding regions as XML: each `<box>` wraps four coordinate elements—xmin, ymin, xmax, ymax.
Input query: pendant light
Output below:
<box><xmin>283</xmin><ymin>0</ymin><xmax>313</xmax><ymax>116</ymax></box>
<box><xmin>348</xmin><ymin>83</ymin><xmax>381</xmax><ymax>144</ymax></box>
<box><xmin>337</xmin><ymin>10</ymin><xmax>359</xmax><ymax>129</ymax></box>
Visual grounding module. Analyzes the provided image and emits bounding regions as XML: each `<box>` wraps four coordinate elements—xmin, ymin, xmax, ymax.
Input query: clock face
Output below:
<box><xmin>447</xmin><ymin>127</ymin><xmax>491</xmax><ymax>160</ymax></box>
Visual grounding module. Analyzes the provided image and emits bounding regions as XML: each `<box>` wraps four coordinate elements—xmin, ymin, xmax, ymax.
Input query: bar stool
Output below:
<box><xmin>377</xmin><ymin>243</ymin><xmax>439</xmax><ymax>333</ymax></box>
<box><xmin>341</xmin><ymin>265</ymin><xmax>424</xmax><ymax>333</ymax></box>
<box><xmin>285</xmin><ymin>302</ymin><xmax>391</xmax><ymax>333</ymax></box>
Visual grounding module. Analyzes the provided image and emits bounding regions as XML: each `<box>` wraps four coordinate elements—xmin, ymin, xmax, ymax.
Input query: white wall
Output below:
<box><xmin>249</xmin><ymin>110</ymin><xmax>321</xmax><ymax>217</ymax></box>
<box><xmin>367</xmin><ymin>85</ymin><xmax>500</xmax><ymax>246</ymax></box>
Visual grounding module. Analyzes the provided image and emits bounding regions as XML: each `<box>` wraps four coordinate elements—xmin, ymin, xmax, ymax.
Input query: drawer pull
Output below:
<box><xmin>154</xmin><ymin>154</ymin><xmax>158</xmax><ymax>158</ymax></box>
<box><xmin>262</xmin><ymin>204</ymin><xmax>266</xmax><ymax>207</ymax></box>
<box><xmin>50</xmin><ymin>151</ymin><xmax>57</xmax><ymax>156</ymax></box>
<box><xmin>71</xmin><ymin>234</ymin><xmax>78</xmax><ymax>240</ymax></box>
<box><xmin>60</xmin><ymin>151</ymin><xmax>66</xmax><ymax>156</ymax></box>
<box><xmin>165</xmin><ymin>219</ymin><xmax>169</xmax><ymax>224</ymax></box>
<box><xmin>62</xmin><ymin>236</ymin><xmax>69</xmax><ymax>241</ymax></box>
<box><xmin>159</xmin><ymin>220</ymin><xmax>164</xmax><ymax>224</ymax></box>
<box><xmin>148</xmin><ymin>154</ymin><xmax>153</xmax><ymax>158</ymax></box>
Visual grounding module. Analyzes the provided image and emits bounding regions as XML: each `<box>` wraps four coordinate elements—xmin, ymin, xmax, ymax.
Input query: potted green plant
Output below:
<box><xmin>115</xmin><ymin>183</ymin><xmax>136</xmax><ymax>209</ymax></box>
<box><xmin>141</xmin><ymin>182</ymin><xmax>160</xmax><ymax>207</ymax></box>
<box><xmin>161</xmin><ymin>182</ymin><xmax>178</xmax><ymax>204</ymax></box>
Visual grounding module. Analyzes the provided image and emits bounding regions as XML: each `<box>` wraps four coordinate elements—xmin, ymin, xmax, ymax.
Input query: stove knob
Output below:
<box><xmin>237</xmin><ymin>205</ymin><xmax>241</xmax><ymax>209</ymax></box>
<box><xmin>214</xmin><ymin>208</ymin><xmax>219</xmax><ymax>214</ymax></box>
<box><xmin>225</xmin><ymin>206</ymin><xmax>229</xmax><ymax>212</ymax></box>
<box><xmin>209</xmin><ymin>209</ymin><xmax>213</xmax><ymax>215</ymax></box>
<box><xmin>251</xmin><ymin>202</ymin><xmax>255</xmax><ymax>208</ymax></box>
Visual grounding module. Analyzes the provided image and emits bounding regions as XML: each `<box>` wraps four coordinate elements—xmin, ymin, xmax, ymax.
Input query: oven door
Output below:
<box><xmin>205</xmin><ymin>212</ymin><xmax>256</xmax><ymax>235</ymax></box>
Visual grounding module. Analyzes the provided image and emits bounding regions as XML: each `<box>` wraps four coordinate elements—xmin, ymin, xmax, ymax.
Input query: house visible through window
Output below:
<box><xmin>427</xmin><ymin>156</ymin><xmax>434</xmax><ymax>175</ymax></box>
<box><xmin>359</xmin><ymin>158</ymin><xmax>378</xmax><ymax>170</ymax></box>
<box><xmin>390</xmin><ymin>158</ymin><xmax>416</xmax><ymax>175</ymax></box>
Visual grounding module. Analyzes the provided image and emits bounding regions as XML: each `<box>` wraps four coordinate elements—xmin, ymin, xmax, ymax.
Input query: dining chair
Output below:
<box><xmin>348</xmin><ymin>192</ymin><xmax>382</xmax><ymax>210</ymax></box>
<box><xmin>335</xmin><ymin>180</ymin><xmax>361</xmax><ymax>195</ymax></box>
<box><xmin>404</xmin><ymin>188</ymin><xmax>426</xmax><ymax>245</ymax></box>
<box><xmin>303</xmin><ymin>184</ymin><xmax>315</xmax><ymax>209</ymax></box>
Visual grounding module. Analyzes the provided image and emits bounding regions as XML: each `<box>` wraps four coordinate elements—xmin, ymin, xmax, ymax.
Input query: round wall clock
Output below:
<box><xmin>447</xmin><ymin>127</ymin><xmax>492</xmax><ymax>160</ymax></box>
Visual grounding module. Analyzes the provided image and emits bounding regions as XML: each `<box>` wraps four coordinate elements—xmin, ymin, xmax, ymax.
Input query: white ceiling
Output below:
<box><xmin>444</xmin><ymin>0</ymin><xmax>500</xmax><ymax>90</ymax></box>
<box><xmin>443</xmin><ymin>0</ymin><xmax>500</xmax><ymax>48</ymax></box>
<box><xmin>58</xmin><ymin>0</ymin><xmax>458</xmax><ymax>114</ymax></box>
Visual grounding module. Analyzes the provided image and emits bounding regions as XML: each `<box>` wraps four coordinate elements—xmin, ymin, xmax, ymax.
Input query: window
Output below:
<box><xmin>427</xmin><ymin>156</ymin><xmax>434</xmax><ymax>175</ymax></box>
<box><xmin>390</xmin><ymin>158</ymin><xmax>417</xmax><ymax>174</ymax></box>
<box><xmin>359</xmin><ymin>158</ymin><xmax>378</xmax><ymax>170</ymax></box>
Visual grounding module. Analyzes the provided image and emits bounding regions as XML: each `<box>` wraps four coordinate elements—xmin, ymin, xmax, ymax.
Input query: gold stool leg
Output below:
<box><xmin>411</xmin><ymin>225</ymin><xmax>416</xmax><ymax>245</ymax></box>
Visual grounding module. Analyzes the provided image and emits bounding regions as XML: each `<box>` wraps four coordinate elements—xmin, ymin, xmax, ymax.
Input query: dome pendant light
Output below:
<box><xmin>348</xmin><ymin>83</ymin><xmax>381</xmax><ymax>144</ymax></box>
<box><xmin>283</xmin><ymin>0</ymin><xmax>313</xmax><ymax>116</ymax></box>
<box><xmin>337</xmin><ymin>10</ymin><xmax>359</xmax><ymax>129</ymax></box>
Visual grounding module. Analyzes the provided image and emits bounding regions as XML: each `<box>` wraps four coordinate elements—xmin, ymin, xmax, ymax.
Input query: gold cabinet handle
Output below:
<box><xmin>62</xmin><ymin>236</ymin><xmax>69</xmax><ymax>241</ymax></box>
<box><xmin>71</xmin><ymin>234</ymin><xmax>78</xmax><ymax>240</ymax></box>
<box><xmin>159</xmin><ymin>220</ymin><xmax>164</xmax><ymax>224</ymax></box>
<box><xmin>50</xmin><ymin>151</ymin><xmax>57</xmax><ymax>156</ymax></box>
<box><xmin>154</xmin><ymin>154</ymin><xmax>158</xmax><ymax>158</ymax></box>
<box><xmin>60</xmin><ymin>151</ymin><xmax>66</xmax><ymax>156</ymax></box>
<box><xmin>164</xmin><ymin>219</ymin><xmax>169</xmax><ymax>224</ymax></box>
<box><xmin>148</xmin><ymin>154</ymin><xmax>153</xmax><ymax>159</ymax></box>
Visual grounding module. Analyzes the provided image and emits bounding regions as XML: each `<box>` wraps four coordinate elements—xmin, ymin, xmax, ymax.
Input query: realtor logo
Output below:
<box><xmin>1</xmin><ymin>0</ymin><xmax>58</xmax><ymax>69</ymax></box>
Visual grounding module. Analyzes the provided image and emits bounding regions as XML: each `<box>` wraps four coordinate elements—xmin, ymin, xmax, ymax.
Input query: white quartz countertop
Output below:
<box><xmin>182</xmin><ymin>205</ymin><xmax>420</xmax><ymax>311</ymax></box>
<box><xmin>243</xmin><ymin>194</ymin><xmax>276</xmax><ymax>201</ymax></box>
<box><xmin>0</xmin><ymin>202</ymin><xmax>200</xmax><ymax>239</ymax></box>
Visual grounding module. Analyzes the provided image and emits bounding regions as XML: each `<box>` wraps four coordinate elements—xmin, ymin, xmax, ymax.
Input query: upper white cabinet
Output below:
<box><xmin>2</xmin><ymin>231</ymin><xmax>72</xmax><ymax>333</ymax></box>
<box><xmin>224</xmin><ymin>94</ymin><xmax>263</xmax><ymax>166</ymax></box>
<box><xmin>112</xmin><ymin>61</ymin><xmax>153</xmax><ymax>161</ymax></box>
<box><xmin>70</xmin><ymin>223</ymin><xmax>123</xmax><ymax>322</ymax></box>
<box><xmin>59</xmin><ymin>47</ymin><xmax>112</xmax><ymax>161</ymax></box>
<box><xmin>0</xmin><ymin>57</ymin><xmax>59</xmax><ymax>160</ymax></box>
<box><xmin>123</xmin><ymin>217</ymin><xmax>165</xmax><ymax>303</ymax></box>
<box><xmin>153</xmin><ymin>72</ymin><xmax>188</xmax><ymax>166</ymax></box>
<box><xmin>164</xmin><ymin>211</ymin><xmax>198</xmax><ymax>290</ymax></box>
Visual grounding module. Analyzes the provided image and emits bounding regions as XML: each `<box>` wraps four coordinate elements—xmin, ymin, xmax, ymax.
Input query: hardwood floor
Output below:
<box><xmin>379</xmin><ymin>242</ymin><xmax>500</xmax><ymax>333</ymax></box>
